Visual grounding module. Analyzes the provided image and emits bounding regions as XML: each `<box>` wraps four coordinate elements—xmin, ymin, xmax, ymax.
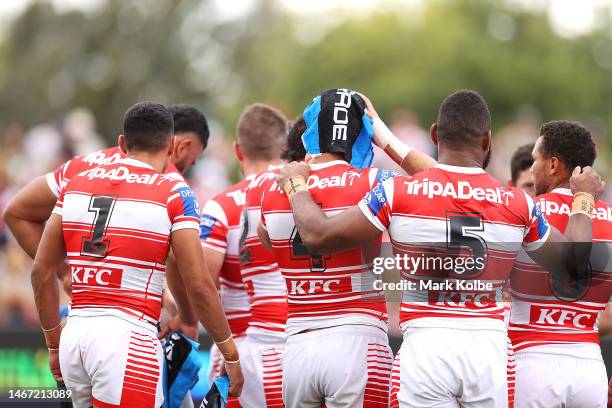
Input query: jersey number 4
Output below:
<box><xmin>80</xmin><ymin>195</ymin><xmax>117</xmax><ymax>258</ymax></box>
<box><xmin>290</xmin><ymin>227</ymin><xmax>330</xmax><ymax>272</ymax></box>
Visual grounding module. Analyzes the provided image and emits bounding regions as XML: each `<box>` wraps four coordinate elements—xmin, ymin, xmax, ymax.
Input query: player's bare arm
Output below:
<box><xmin>3</xmin><ymin>175</ymin><xmax>57</xmax><ymax>258</ymax></box>
<box><xmin>528</xmin><ymin>166</ymin><xmax>604</xmax><ymax>280</ymax></box>
<box><xmin>275</xmin><ymin>162</ymin><xmax>381</xmax><ymax>254</ymax></box>
<box><xmin>359</xmin><ymin>92</ymin><xmax>437</xmax><ymax>175</ymax></box>
<box><xmin>161</xmin><ymin>252</ymin><xmax>199</xmax><ymax>340</ymax></box>
<box><xmin>3</xmin><ymin>175</ymin><xmax>72</xmax><ymax>294</ymax></box>
<box><xmin>30</xmin><ymin>213</ymin><xmax>66</xmax><ymax>382</ymax></box>
<box><xmin>203</xmin><ymin>246</ymin><xmax>225</xmax><ymax>286</ymax></box>
<box><xmin>257</xmin><ymin>222</ymin><xmax>273</xmax><ymax>250</ymax></box>
<box><xmin>170</xmin><ymin>228</ymin><xmax>244</xmax><ymax>397</ymax></box>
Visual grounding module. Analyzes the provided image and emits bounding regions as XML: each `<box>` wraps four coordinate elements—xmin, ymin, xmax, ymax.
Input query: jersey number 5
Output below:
<box><xmin>446</xmin><ymin>212</ymin><xmax>488</xmax><ymax>278</ymax></box>
<box><xmin>80</xmin><ymin>195</ymin><xmax>117</xmax><ymax>258</ymax></box>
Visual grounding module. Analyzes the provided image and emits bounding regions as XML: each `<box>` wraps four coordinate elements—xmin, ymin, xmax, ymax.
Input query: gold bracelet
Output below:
<box><xmin>225</xmin><ymin>357</ymin><xmax>240</xmax><ymax>365</ymax></box>
<box><xmin>217</xmin><ymin>338</ymin><xmax>239</xmax><ymax>362</ymax></box>
<box><xmin>42</xmin><ymin>322</ymin><xmax>62</xmax><ymax>332</ymax></box>
<box><xmin>214</xmin><ymin>334</ymin><xmax>233</xmax><ymax>346</ymax></box>
<box><xmin>282</xmin><ymin>176</ymin><xmax>308</xmax><ymax>198</ymax></box>
<box><xmin>571</xmin><ymin>192</ymin><xmax>595</xmax><ymax>217</ymax></box>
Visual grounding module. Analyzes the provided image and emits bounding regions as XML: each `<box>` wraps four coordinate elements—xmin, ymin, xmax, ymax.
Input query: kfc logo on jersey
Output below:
<box><xmin>71</xmin><ymin>265</ymin><xmax>123</xmax><ymax>288</ymax></box>
<box><xmin>530</xmin><ymin>305</ymin><xmax>597</xmax><ymax>329</ymax></box>
<box><xmin>405</xmin><ymin>179</ymin><xmax>512</xmax><ymax>205</ymax></box>
<box><xmin>431</xmin><ymin>291</ymin><xmax>497</xmax><ymax>309</ymax></box>
<box><xmin>289</xmin><ymin>279</ymin><xmax>343</xmax><ymax>295</ymax></box>
<box><xmin>81</xmin><ymin>166</ymin><xmax>159</xmax><ymax>185</ymax></box>
<box><xmin>307</xmin><ymin>170</ymin><xmax>362</xmax><ymax>190</ymax></box>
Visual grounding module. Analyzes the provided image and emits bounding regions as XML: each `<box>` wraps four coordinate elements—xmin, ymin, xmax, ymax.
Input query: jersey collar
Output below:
<box><xmin>551</xmin><ymin>187</ymin><xmax>573</xmax><ymax>196</ymax></box>
<box><xmin>121</xmin><ymin>157</ymin><xmax>154</xmax><ymax>170</ymax></box>
<box><xmin>435</xmin><ymin>163</ymin><xmax>485</xmax><ymax>174</ymax></box>
<box><xmin>308</xmin><ymin>160</ymin><xmax>348</xmax><ymax>170</ymax></box>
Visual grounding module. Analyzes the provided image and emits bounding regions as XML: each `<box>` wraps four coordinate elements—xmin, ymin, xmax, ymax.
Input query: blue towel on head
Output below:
<box><xmin>162</xmin><ymin>332</ymin><xmax>202</xmax><ymax>408</ymax></box>
<box><xmin>302</xmin><ymin>88</ymin><xmax>375</xmax><ymax>169</ymax></box>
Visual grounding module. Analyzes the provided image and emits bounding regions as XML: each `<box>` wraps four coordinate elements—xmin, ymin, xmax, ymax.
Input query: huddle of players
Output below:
<box><xmin>3</xmin><ymin>89</ymin><xmax>609</xmax><ymax>408</ymax></box>
<box><xmin>198</xmin><ymin>90</ymin><xmax>609</xmax><ymax>408</ymax></box>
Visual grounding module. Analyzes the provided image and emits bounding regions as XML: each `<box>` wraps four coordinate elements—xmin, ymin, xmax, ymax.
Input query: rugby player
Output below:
<box><xmin>509</xmin><ymin>121</ymin><xmax>611</xmax><ymax>407</ymax></box>
<box><xmin>508</xmin><ymin>143</ymin><xmax>535</xmax><ymax>197</ymax></box>
<box><xmin>3</xmin><ymin>104</ymin><xmax>209</xmax><ymax>295</ymax></box>
<box><xmin>276</xmin><ymin>90</ymin><xmax>602</xmax><ymax>407</ymax></box>
<box><xmin>257</xmin><ymin>89</ymin><xmax>394</xmax><ymax>407</ymax></box>
<box><xmin>30</xmin><ymin>102</ymin><xmax>243</xmax><ymax>407</ymax></box>
<box><xmin>198</xmin><ymin>111</ymin><xmax>306</xmax><ymax>407</ymax></box>
<box><xmin>233</xmin><ymin>104</ymin><xmax>290</xmax><ymax>408</ymax></box>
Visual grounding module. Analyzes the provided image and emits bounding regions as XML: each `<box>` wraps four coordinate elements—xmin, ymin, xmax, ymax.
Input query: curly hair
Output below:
<box><xmin>510</xmin><ymin>143</ymin><xmax>534</xmax><ymax>184</ymax></box>
<box><xmin>540</xmin><ymin>121</ymin><xmax>596</xmax><ymax>172</ymax></box>
<box><xmin>281</xmin><ymin>116</ymin><xmax>306</xmax><ymax>162</ymax></box>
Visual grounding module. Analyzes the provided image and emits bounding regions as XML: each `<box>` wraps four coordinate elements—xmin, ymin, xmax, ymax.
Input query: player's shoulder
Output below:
<box><xmin>63</xmin><ymin>146</ymin><xmax>125</xmax><ymax>178</ymax></box>
<box><xmin>73</xmin><ymin>146</ymin><xmax>124</xmax><ymax>169</ymax></box>
<box><xmin>162</xmin><ymin>162</ymin><xmax>186</xmax><ymax>183</ymax></box>
<box><xmin>208</xmin><ymin>178</ymin><xmax>251</xmax><ymax>211</ymax></box>
<box><xmin>247</xmin><ymin>167</ymin><xmax>279</xmax><ymax>193</ymax></box>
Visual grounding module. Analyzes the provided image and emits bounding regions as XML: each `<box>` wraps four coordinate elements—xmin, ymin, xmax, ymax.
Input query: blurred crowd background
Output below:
<box><xmin>1</xmin><ymin>0</ymin><xmax>612</xmax><ymax>387</ymax></box>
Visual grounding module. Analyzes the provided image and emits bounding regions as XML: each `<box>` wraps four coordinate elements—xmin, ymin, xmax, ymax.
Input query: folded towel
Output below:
<box><xmin>302</xmin><ymin>88</ymin><xmax>374</xmax><ymax>169</ymax></box>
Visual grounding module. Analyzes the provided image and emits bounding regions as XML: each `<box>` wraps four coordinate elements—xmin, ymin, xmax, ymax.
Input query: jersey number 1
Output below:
<box><xmin>80</xmin><ymin>195</ymin><xmax>117</xmax><ymax>258</ymax></box>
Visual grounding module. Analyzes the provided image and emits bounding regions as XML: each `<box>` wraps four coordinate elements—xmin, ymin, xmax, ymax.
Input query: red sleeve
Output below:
<box><xmin>199</xmin><ymin>197</ymin><xmax>229</xmax><ymax>254</ymax></box>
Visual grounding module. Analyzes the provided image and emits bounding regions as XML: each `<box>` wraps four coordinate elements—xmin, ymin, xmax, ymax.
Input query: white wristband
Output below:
<box><xmin>372</xmin><ymin>118</ymin><xmax>412</xmax><ymax>162</ymax></box>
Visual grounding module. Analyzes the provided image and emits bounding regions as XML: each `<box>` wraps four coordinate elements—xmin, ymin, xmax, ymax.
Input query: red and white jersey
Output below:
<box><xmin>239</xmin><ymin>167</ymin><xmax>288</xmax><ymax>340</ymax></box>
<box><xmin>261</xmin><ymin>160</ymin><xmax>395</xmax><ymax>336</ymax></box>
<box><xmin>509</xmin><ymin>187</ymin><xmax>612</xmax><ymax>359</ymax></box>
<box><xmin>47</xmin><ymin>146</ymin><xmax>125</xmax><ymax>198</ymax></box>
<box><xmin>53</xmin><ymin>158</ymin><xmax>201</xmax><ymax>331</ymax></box>
<box><xmin>359</xmin><ymin>163</ymin><xmax>551</xmax><ymax>332</ymax></box>
<box><xmin>200</xmin><ymin>177</ymin><xmax>253</xmax><ymax>338</ymax></box>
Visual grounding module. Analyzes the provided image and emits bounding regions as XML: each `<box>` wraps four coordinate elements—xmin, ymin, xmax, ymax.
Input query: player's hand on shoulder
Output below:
<box><xmin>157</xmin><ymin>316</ymin><xmax>198</xmax><ymax>341</ymax></box>
<box><xmin>222</xmin><ymin>360</ymin><xmax>244</xmax><ymax>397</ymax></box>
<box><xmin>570</xmin><ymin>166</ymin><xmax>605</xmax><ymax>198</ymax></box>
<box><xmin>276</xmin><ymin>161</ymin><xmax>310</xmax><ymax>187</ymax></box>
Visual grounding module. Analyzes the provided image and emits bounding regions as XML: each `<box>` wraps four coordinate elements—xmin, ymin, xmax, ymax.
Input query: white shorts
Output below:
<box><xmin>514</xmin><ymin>351</ymin><xmax>607</xmax><ymax>408</ymax></box>
<box><xmin>59</xmin><ymin>315</ymin><xmax>163</xmax><ymax>408</ymax></box>
<box><xmin>396</xmin><ymin>327</ymin><xmax>510</xmax><ymax>408</ymax></box>
<box><xmin>282</xmin><ymin>325</ymin><xmax>393</xmax><ymax>408</ymax></box>
<box><xmin>208</xmin><ymin>337</ymin><xmax>245</xmax><ymax>408</ymax></box>
<box><xmin>238</xmin><ymin>334</ymin><xmax>285</xmax><ymax>408</ymax></box>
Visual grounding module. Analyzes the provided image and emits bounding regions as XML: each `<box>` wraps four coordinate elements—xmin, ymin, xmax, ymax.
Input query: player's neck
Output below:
<box><xmin>242</xmin><ymin>159</ymin><xmax>283</xmax><ymax>176</ymax></box>
<box><xmin>308</xmin><ymin>153</ymin><xmax>345</xmax><ymax>164</ymax></box>
<box><xmin>437</xmin><ymin>149</ymin><xmax>483</xmax><ymax>168</ymax></box>
<box><xmin>547</xmin><ymin>178</ymin><xmax>570</xmax><ymax>193</ymax></box>
<box><xmin>127</xmin><ymin>151</ymin><xmax>169</xmax><ymax>173</ymax></box>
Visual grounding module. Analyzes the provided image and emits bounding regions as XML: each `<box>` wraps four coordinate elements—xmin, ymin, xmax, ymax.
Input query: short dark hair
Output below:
<box><xmin>540</xmin><ymin>120</ymin><xmax>596</xmax><ymax>171</ymax></box>
<box><xmin>123</xmin><ymin>101</ymin><xmax>173</xmax><ymax>152</ymax></box>
<box><xmin>510</xmin><ymin>143</ymin><xmax>535</xmax><ymax>184</ymax></box>
<box><xmin>237</xmin><ymin>104</ymin><xmax>288</xmax><ymax>161</ymax></box>
<box><xmin>168</xmin><ymin>104</ymin><xmax>210</xmax><ymax>149</ymax></box>
<box><xmin>436</xmin><ymin>90</ymin><xmax>491</xmax><ymax>148</ymax></box>
<box><xmin>281</xmin><ymin>116</ymin><xmax>307</xmax><ymax>162</ymax></box>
